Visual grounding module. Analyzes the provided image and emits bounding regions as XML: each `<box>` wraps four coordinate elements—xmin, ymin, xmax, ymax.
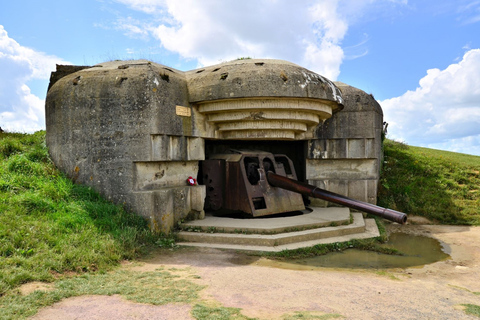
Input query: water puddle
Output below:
<box><xmin>257</xmin><ymin>233</ymin><xmax>451</xmax><ymax>270</ymax></box>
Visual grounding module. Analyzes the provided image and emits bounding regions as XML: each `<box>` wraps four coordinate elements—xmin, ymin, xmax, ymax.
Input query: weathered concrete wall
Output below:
<box><xmin>46</xmin><ymin>60</ymin><xmax>205</xmax><ymax>233</ymax></box>
<box><xmin>306</xmin><ymin>82</ymin><xmax>383</xmax><ymax>205</ymax></box>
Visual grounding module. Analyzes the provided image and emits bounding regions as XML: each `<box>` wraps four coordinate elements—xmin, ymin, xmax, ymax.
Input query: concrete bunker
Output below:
<box><xmin>46</xmin><ymin>59</ymin><xmax>386</xmax><ymax>234</ymax></box>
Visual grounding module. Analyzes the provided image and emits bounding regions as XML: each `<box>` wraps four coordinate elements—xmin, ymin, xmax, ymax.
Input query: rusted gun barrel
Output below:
<box><xmin>267</xmin><ymin>171</ymin><xmax>407</xmax><ymax>224</ymax></box>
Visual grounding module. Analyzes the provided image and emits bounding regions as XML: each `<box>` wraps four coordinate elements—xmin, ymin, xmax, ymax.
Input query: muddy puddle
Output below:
<box><xmin>249</xmin><ymin>233</ymin><xmax>451</xmax><ymax>270</ymax></box>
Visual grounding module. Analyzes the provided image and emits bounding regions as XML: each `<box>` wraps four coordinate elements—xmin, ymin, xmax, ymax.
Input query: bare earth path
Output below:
<box><xmin>32</xmin><ymin>224</ymin><xmax>480</xmax><ymax>319</ymax></box>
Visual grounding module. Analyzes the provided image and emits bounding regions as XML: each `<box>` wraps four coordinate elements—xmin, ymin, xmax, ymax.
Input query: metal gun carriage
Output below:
<box><xmin>201</xmin><ymin>150</ymin><xmax>407</xmax><ymax>224</ymax></box>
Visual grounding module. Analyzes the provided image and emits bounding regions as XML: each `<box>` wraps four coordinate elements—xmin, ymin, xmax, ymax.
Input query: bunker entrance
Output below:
<box><xmin>198</xmin><ymin>140</ymin><xmax>308</xmax><ymax>218</ymax></box>
<box><xmin>203</xmin><ymin>139</ymin><xmax>307</xmax><ymax>182</ymax></box>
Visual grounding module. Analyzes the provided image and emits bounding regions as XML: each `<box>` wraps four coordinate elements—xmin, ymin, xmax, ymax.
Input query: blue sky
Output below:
<box><xmin>1</xmin><ymin>0</ymin><xmax>480</xmax><ymax>155</ymax></box>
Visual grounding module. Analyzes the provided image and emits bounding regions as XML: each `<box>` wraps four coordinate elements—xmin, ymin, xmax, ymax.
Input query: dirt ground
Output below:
<box><xmin>31</xmin><ymin>223</ymin><xmax>480</xmax><ymax>319</ymax></box>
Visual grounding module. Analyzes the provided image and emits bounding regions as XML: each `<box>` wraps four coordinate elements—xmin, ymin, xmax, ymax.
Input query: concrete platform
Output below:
<box><xmin>180</xmin><ymin>207</ymin><xmax>351</xmax><ymax>234</ymax></box>
<box><xmin>177</xmin><ymin>208</ymin><xmax>380</xmax><ymax>252</ymax></box>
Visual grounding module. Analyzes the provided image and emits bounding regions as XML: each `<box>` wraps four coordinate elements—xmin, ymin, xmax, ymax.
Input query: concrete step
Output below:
<box><xmin>177</xmin><ymin>216</ymin><xmax>380</xmax><ymax>252</ymax></box>
<box><xmin>180</xmin><ymin>207</ymin><xmax>351</xmax><ymax>235</ymax></box>
<box><xmin>177</xmin><ymin>218</ymin><xmax>380</xmax><ymax>252</ymax></box>
<box><xmin>178</xmin><ymin>211</ymin><xmax>377</xmax><ymax>249</ymax></box>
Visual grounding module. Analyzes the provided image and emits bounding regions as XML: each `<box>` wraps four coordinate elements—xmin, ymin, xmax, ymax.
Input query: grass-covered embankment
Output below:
<box><xmin>378</xmin><ymin>139</ymin><xmax>480</xmax><ymax>225</ymax></box>
<box><xmin>0</xmin><ymin>131</ymin><xmax>157</xmax><ymax>295</ymax></box>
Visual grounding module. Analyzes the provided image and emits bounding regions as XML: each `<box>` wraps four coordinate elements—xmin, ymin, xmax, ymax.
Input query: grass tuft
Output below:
<box><xmin>192</xmin><ymin>303</ymin><xmax>255</xmax><ymax>320</ymax></box>
<box><xmin>0</xmin><ymin>138</ymin><xmax>22</xmax><ymax>158</ymax></box>
<box><xmin>282</xmin><ymin>311</ymin><xmax>343</xmax><ymax>319</ymax></box>
<box><xmin>462</xmin><ymin>304</ymin><xmax>480</xmax><ymax>317</ymax></box>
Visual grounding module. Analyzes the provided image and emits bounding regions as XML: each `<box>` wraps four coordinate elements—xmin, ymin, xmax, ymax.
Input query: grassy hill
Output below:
<box><xmin>378</xmin><ymin>139</ymin><xmax>480</xmax><ymax>225</ymax></box>
<box><xmin>0</xmin><ymin>131</ymin><xmax>157</xmax><ymax>295</ymax></box>
<box><xmin>1</xmin><ymin>132</ymin><xmax>479</xmax><ymax>297</ymax></box>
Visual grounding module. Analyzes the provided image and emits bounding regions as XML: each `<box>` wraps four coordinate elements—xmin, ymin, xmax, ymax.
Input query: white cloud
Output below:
<box><xmin>427</xmin><ymin>136</ymin><xmax>480</xmax><ymax>156</ymax></box>
<box><xmin>0</xmin><ymin>25</ymin><xmax>68</xmax><ymax>132</ymax></box>
<box><xmin>114</xmin><ymin>0</ymin><xmax>383</xmax><ymax>80</ymax></box>
<box><xmin>112</xmin><ymin>0</ymin><xmax>410</xmax><ymax>79</ymax></box>
<box><xmin>97</xmin><ymin>16</ymin><xmax>151</xmax><ymax>40</ymax></box>
<box><xmin>115</xmin><ymin>0</ymin><xmax>166</xmax><ymax>14</ymax></box>
<box><xmin>343</xmin><ymin>33</ymin><xmax>369</xmax><ymax>60</ymax></box>
<box><xmin>457</xmin><ymin>0</ymin><xmax>480</xmax><ymax>24</ymax></box>
<box><xmin>380</xmin><ymin>49</ymin><xmax>480</xmax><ymax>155</ymax></box>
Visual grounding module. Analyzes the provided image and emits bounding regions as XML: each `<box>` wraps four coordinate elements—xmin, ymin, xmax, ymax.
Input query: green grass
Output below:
<box><xmin>0</xmin><ymin>131</ymin><xmax>157</xmax><ymax>295</ymax></box>
<box><xmin>378</xmin><ymin>139</ymin><xmax>480</xmax><ymax>225</ymax></box>
<box><xmin>0</xmin><ymin>268</ymin><xmax>203</xmax><ymax>320</ymax></box>
<box><xmin>281</xmin><ymin>312</ymin><xmax>343</xmax><ymax>320</ymax></box>
<box><xmin>192</xmin><ymin>303</ymin><xmax>256</xmax><ymax>320</ymax></box>
<box><xmin>462</xmin><ymin>304</ymin><xmax>480</xmax><ymax>317</ymax></box>
<box><xmin>191</xmin><ymin>305</ymin><xmax>343</xmax><ymax>320</ymax></box>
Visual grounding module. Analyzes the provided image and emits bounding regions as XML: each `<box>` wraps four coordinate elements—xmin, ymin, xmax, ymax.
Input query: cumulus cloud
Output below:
<box><xmin>113</xmin><ymin>0</ymin><xmax>375</xmax><ymax>79</ymax></box>
<box><xmin>380</xmin><ymin>49</ymin><xmax>480</xmax><ymax>155</ymax></box>
<box><xmin>0</xmin><ymin>25</ymin><xmax>68</xmax><ymax>132</ymax></box>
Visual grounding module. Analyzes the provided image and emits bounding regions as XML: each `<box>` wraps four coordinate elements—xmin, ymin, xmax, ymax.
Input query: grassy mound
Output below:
<box><xmin>378</xmin><ymin>139</ymin><xmax>480</xmax><ymax>225</ymax></box>
<box><xmin>0</xmin><ymin>131</ymin><xmax>156</xmax><ymax>295</ymax></box>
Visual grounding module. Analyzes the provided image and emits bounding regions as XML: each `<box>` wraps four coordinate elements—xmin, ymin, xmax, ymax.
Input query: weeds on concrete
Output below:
<box><xmin>254</xmin><ymin>218</ymin><xmax>402</xmax><ymax>260</ymax></box>
<box><xmin>180</xmin><ymin>214</ymin><xmax>353</xmax><ymax>236</ymax></box>
<box><xmin>155</xmin><ymin>236</ymin><xmax>178</xmax><ymax>249</ymax></box>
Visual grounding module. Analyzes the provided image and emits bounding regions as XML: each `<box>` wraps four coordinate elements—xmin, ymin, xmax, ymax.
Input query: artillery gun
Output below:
<box><xmin>201</xmin><ymin>150</ymin><xmax>407</xmax><ymax>224</ymax></box>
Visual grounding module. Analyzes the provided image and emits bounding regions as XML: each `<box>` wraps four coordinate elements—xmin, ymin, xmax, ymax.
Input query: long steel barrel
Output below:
<box><xmin>267</xmin><ymin>172</ymin><xmax>407</xmax><ymax>224</ymax></box>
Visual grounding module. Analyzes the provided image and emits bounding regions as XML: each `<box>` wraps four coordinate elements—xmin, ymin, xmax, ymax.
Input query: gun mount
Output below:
<box><xmin>201</xmin><ymin>151</ymin><xmax>407</xmax><ymax>224</ymax></box>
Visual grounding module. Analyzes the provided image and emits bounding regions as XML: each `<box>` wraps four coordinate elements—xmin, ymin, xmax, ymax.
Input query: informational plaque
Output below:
<box><xmin>176</xmin><ymin>105</ymin><xmax>191</xmax><ymax>117</ymax></box>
